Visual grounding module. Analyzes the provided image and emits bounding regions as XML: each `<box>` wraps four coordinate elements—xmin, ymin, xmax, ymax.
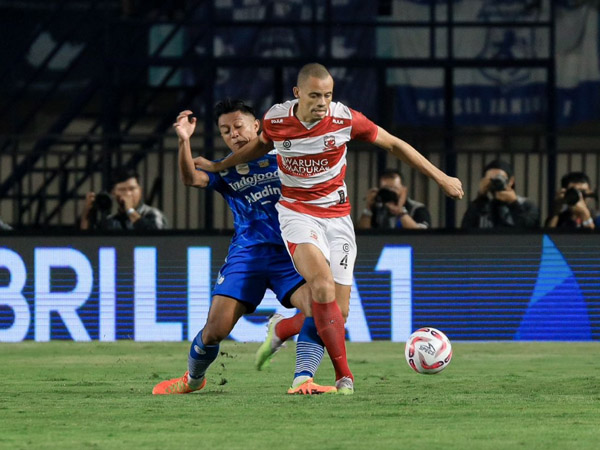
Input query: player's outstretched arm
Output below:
<box><xmin>194</xmin><ymin>134</ymin><xmax>273</xmax><ymax>173</ymax></box>
<box><xmin>174</xmin><ymin>110</ymin><xmax>210</xmax><ymax>188</ymax></box>
<box><xmin>374</xmin><ymin>127</ymin><xmax>464</xmax><ymax>200</ymax></box>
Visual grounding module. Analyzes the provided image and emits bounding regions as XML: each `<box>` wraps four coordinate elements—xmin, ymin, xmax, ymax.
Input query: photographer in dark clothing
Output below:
<box><xmin>358</xmin><ymin>169</ymin><xmax>431</xmax><ymax>230</ymax></box>
<box><xmin>80</xmin><ymin>168</ymin><xmax>167</xmax><ymax>231</ymax></box>
<box><xmin>546</xmin><ymin>172</ymin><xmax>599</xmax><ymax>230</ymax></box>
<box><xmin>461</xmin><ymin>159</ymin><xmax>539</xmax><ymax>230</ymax></box>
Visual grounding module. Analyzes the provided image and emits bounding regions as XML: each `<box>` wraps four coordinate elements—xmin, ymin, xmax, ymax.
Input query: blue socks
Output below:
<box><xmin>188</xmin><ymin>329</ymin><xmax>219</xmax><ymax>381</ymax></box>
<box><xmin>188</xmin><ymin>320</ymin><xmax>325</xmax><ymax>387</ymax></box>
<box><xmin>294</xmin><ymin>317</ymin><xmax>325</xmax><ymax>379</ymax></box>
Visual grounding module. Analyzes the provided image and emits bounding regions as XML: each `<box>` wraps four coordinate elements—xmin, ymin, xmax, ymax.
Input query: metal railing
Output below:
<box><xmin>0</xmin><ymin>0</ymin><xmax>566</xmax><ymax>229</ymax></box>
<box><xmin>2</xmin><ymin>128</ymin><xmax>599</xmax><ymax>230</ymax></box>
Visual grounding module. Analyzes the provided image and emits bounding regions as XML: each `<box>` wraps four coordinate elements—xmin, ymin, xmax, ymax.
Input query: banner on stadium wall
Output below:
<box><xmin>1</xmin><ymin>233</ymin><xmax>598</xmax><ymax>343</ymax></box>
<box><xmin>379</xmin><ymin>0</ymin><xmax>600</xmax><ymax>126</ymax></box>
<box><xmin>191</xmin><ymin>0</ymin><xmax>379</xmax><ymax>118</ymax></box>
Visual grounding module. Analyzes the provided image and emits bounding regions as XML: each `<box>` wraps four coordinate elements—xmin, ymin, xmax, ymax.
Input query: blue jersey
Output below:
<box><xmin>204</xmin><ymin>152</ymin><xmax>283</xmax><ymax>249</ymax></box>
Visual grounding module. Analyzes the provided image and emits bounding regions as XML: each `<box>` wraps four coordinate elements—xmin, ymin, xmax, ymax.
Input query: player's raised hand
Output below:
<box><xmin>173</xmin><ymin>110</ymin><xmax>196</xmax><ymax>141</ymax></box>
<box><xmin>439</xmin><ymin>175</ymin><xmax>464</xmax><ymax>200</ymax></box>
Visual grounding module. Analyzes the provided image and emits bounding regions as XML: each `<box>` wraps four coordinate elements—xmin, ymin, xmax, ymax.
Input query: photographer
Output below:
<box><xmin>461</xmin><ymin>159</ymin><xmax>539</xmax><ymax>230</ymax></box>
<box><xmin>80</xmin><ymin>168</ymin><xmax>167</xmax><ymax>230</ymax></box>
<box><xmin>546</xmin><ymin>172</ymin><xmax>599</xmax><ymax>230</ymax></box>
<box><xmin>358</xmin><ymin>169</ymin><xmax>431</xmax><ymax>230</ymax></box>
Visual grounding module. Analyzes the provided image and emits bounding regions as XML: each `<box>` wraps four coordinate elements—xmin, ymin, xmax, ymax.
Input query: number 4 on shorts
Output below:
<box><xmin>340</xmin><ymin>254</ymin><xmax>348</xmax><ymax>269</ymax></box>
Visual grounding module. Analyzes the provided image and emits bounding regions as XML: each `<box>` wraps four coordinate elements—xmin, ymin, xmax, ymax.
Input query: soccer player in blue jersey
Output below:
<box><xmin>152</xmin><ymin>99</ymin><xmax>335</xmax><ymax>395</ymax></box>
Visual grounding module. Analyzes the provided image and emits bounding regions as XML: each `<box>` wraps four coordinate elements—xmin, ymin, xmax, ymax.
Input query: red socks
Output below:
<box><xmin>312</xmin><ymin>300</ymin><xmax>353</xmax><ymax>381</ymax></box>
<box><xmin>274</xmin><ymin>312</ymin><xmax>305</xmax><ymax>342</ymax></box>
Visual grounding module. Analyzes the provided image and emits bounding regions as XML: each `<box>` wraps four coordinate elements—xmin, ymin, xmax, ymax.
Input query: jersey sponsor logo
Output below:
<box><xmin>279</xmin><ymin>156</ymin><xmax>329</xmax><ymax>176</ymax></box>
<box><xmin>271</xmin><ymin>118</ymin><xmax>284</xmax><ymax>124</ymax></box>
<box><xmin>332</xmin><ymin>119</ymin><xmax>344</xmax><ymax>125</ymax></box>
<box><xmin>236</xmin><ymin>163</ymin><xmax>250</xmax><ymax>175</ymax></box>
<box><xmin>244</xmin><ymin>185</ymin><xmax>281</xmax><ymax>204</ymax></box>
<box><xmin>324</xmin><ymin>135</ymin><xmax>336</xmax><ymax>149</ymax></box>
<box><xmin>258</xmin><ymin>159</ymin><xmax>269</xmax><ymax>168</ymax></box>
<box><xmin>227</xmin><ymin>170</ymin><xmax>279</xmax><ymax>191</ymax></box>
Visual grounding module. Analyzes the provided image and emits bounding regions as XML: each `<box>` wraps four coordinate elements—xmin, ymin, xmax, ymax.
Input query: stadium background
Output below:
<box><xmin>1</xmin><ymin>0</ymin><xmax>600</xmax><ymax>343</ymax></box>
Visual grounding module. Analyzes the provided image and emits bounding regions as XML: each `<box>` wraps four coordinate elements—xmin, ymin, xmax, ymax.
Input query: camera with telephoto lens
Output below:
<box><xmin>93</xmin><ymin>191</ymin><xmax>112</xmax><ymax>213</ymax></box>
<box><xmin>371</xmin><ymin>187</ymin><xmax>399</xmax><ymax>229</ymax></box>
<box><xmin>563</xmin><ymin>188</ymin><xmax>598</xmax><ymax>206</ymax></box>
<box><xmin>88</xmin><ymin>191</ymin><xmax>112</xmax><ymax>227</ymax></box>
<box><xmin>488</xmin><ymin>174</ymin><xmax>508</xmax><ymax>193</ymax></box>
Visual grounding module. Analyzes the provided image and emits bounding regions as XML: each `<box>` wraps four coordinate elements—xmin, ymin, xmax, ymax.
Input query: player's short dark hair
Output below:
<box><xmin>297</xmin><ymin>63</ymin><xmax>331</xmax><ymax>87</ymax></box>
<box><xmin>214</xmin><ymin>98</ymin><xmax>256</xmax><ymax>126</ymax></box>
<box><xmin>379</xmin><ymin>168</ymin><xmax>403</xmax><ymax>182</ymax></box>
<box><xmin>110</xmin><ymin>168</ymin><xmax>140</xmax><ymax>189</ymax></box>
<box><xmin>483</xmin><ymin>159</ymin><xmax>513</xmax><ymax>179</ymax></box>
<box><xmin>561</xmin><ymin>171</ymin><xmax>591</xmax><ymax>189</ymax></box>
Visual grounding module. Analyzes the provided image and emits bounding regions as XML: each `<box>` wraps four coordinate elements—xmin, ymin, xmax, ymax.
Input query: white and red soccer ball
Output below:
<box><xmin>405</xmin><ymin>327</ymin><xmax>453</xmax><ymax>374</ymax></box>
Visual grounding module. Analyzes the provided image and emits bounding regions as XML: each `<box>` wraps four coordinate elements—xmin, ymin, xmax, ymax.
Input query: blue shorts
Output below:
<box><xmin>212</xmin><ymin>243</ymin><xmax>305</xmax><ymax>313</ymax></box>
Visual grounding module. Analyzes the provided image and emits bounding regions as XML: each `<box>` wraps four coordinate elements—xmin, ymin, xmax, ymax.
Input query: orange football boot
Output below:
<box><xmin>152</xmin><ymin>371</ymin><xmax>206</xmax><ymax>395</ymax></box>
<box><xmin>287</xmin><ymin>378</ymin><xmax>337</xmax><ymax>395</ymax></box>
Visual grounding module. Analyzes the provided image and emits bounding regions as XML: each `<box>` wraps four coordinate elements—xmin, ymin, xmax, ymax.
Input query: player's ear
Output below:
<box><xmin>253</xmin><ymin>118</ymin><xmax>260</xmax><ymax>131</ymax></box>
<box><xmin>293</xmin><ymin>86</ymin><xmax>300</xmax><ymax>98</ymax></box>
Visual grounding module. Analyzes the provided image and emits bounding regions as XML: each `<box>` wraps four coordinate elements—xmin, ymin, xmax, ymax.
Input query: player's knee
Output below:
<box><xmin>202</xmin><ymin>324</ymin><xmax>227</xmax><ymax>345</ymax></box>
<box><xmin>310</xmin><ymin>276</ymin><xmax>335</xmax><ymax>302</ymax></box>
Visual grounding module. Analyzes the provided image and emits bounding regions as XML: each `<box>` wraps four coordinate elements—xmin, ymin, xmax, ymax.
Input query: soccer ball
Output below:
<box><xmin>405</xmin><ymin>327</ymin><xmax>453</xmax><ymax>374</ymax></box>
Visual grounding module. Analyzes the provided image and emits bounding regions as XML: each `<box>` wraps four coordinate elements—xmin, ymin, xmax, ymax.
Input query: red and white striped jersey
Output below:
<box><xmin>261</xmin><ymin>100</ymin><xmax>378</xmax><ymax>218</ymax></box>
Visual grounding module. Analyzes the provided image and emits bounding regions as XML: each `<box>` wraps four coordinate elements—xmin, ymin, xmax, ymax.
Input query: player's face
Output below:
<box><xmin>218</xmin><ymin>111</ymin><xmax>260</xmax><ymax>153</ymax></box>
<box><xmin>293</xmin><ymin>75</ymin><xmax>334</xmax><ymax>122</ymax></box>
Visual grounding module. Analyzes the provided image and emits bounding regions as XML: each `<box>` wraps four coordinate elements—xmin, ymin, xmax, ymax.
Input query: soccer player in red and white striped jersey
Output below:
<box><xmin>197</xmin><ymin>63</ymin><xmax>464</xmax><ymax>394</ymax></box>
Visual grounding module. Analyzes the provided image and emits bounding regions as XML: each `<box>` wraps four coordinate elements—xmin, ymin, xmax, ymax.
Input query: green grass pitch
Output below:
<box><xmin>1</xmin><ymin>341</ymin><xmax>599</xmax><ymax>449</ymax></box>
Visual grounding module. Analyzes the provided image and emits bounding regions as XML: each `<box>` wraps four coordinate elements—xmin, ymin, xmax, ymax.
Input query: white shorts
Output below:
<box><xmin>276</xmin><ymin>203</ymin><xmax>357</xmax><ymax>285</ymax></box>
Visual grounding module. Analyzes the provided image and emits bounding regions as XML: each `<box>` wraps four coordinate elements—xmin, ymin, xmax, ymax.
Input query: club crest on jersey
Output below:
<box><xmin>323</xmin><ymin>135</ymin><xmax>336</xmax><ymax>149</ymax></box>
<box><xmin>283</xmin><ymin>140</ymin><xmax>292</xmax><ymax>149</ymax></box>
<box><xmin>258</xmin><ymin>159</ymin><xmax>269</xmax><ymax>168</ymax></box>
<box><xmin>236</xmin><ymin>163</ymin><xmax>250</xmax><ymax>175</ymax></box>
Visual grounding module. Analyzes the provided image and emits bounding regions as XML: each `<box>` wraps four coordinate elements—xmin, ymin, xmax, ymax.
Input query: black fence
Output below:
<box><xmin>2</xmin><ymin>1</ymin><xmax>599</xmax><ymax>230</ymax></box>
<box><xmin>2</xmin><ymin>129</ymin><xmax>599</xmax><ymax>229</ymax></box>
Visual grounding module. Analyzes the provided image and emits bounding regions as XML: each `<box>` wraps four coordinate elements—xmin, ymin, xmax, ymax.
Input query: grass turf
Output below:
<box><xmin>1</xmin><ymin>341</ymin><xmax>599</xmax><ymax>450</ymax></box>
